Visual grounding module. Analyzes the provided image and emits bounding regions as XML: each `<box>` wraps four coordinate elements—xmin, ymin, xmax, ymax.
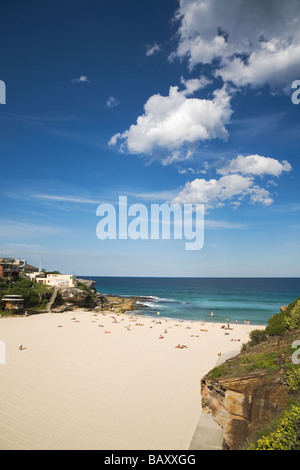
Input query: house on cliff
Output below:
<box><xmin>36</xmin><ymin>273</ymin><xmax>78</xmax><ymax>288</ymax></box>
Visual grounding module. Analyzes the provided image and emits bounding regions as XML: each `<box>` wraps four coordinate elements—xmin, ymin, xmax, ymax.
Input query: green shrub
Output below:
<box><xmin>249</xmin><ymin>403</ymin><xmax>300</xmax><ymax>450</ymax></box>
<box><xmin>14</xmin><ymin>278</ymin><xmax>33</xmax><ymax>289</ymax></box>
<box><xmin>284</xmin><ymin>298</ymin><xmax>300</xmax><ymax>330</ymax></box>
<box><xmin>266</xmin><ymin>312</ymin><xmax>287</xmax><ymax>336</ymax></box>
<box><xmin>248</xmin><ymin>329</ymin><xmax>267</xmax><ymax>346</ymax></box>
<box><xmin>265</xmin><ymin>298</ymin><xmax>300</xmax><ymax>336</ymax></box>
<box><xmin>284</xmin><ymin>367</ymin><xmax>300</xmax><ymax>392</ymax></box>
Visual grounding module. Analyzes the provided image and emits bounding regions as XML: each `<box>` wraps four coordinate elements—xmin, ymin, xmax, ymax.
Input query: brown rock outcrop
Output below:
<box><xmin>280</xmin><ymin>305</ymin><xmax>288</xmax><ymax>312</ymax></box>
<box><xmin>199</xmin><ymin>326</ymin><xmax>300</xmax><ymax>449</ymax></box>
<box><xmin>49</xmin><ymin>279</ymin><xmax>137</xmax><ymax>313</ymax></box>
<box><xmin>201</xmin><ymin>371</ymin><xmax>289</xmax><ymax>449</ymax></box>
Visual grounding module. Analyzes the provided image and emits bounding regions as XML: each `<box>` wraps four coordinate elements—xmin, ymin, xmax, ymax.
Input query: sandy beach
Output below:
<box><xmin>0</xmin><ymin>310</ymin><xmax>263</xmax><ymax>450</ymax></box>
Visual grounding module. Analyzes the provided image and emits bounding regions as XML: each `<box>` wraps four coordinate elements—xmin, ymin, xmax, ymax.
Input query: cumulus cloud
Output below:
<box><xmin>218</xmin><ymin>154</ymin><xmax>292</xmax><ymax>177</ymax></box>
<box><xmin>109</xmin><ymin>0</ymin><xmax>299</xmax><ymax>166</ymax></box>
<box><xmin>217</xmin><ymin>41</ymin><xmax>300</xmax><ymax>90</ymax></box>
<box><xmin>172</xmin><ymin>174</ymin><xmax>274</xmax><ymax>209</ymax></box>
<box><xmin>172</xmin><ymin>154</ymin><xmax>292</xmax><ymax>209</ymax></box>
<box><xmin>109</xmin><ymin>84</ymin><xmax>232</xmax><ymax>156</ymax></box>
<box><xmin>172</xmin><ymin>0</ymin><xmax>300</xmax><ymax>90</ymax></box>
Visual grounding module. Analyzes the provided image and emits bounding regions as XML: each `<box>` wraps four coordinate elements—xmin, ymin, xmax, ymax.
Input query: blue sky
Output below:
<box><xmin>0</xmin><ymin>0</ymin><xmax>299</xmax><ymax>276</ymax></box>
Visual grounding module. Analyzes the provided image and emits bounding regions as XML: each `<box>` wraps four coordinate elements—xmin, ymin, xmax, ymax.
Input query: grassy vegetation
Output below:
<box><xmin>249</xmin><ymin>402</ymin><xmax>300</xmax><ymax>450</ymax></box>
<box><xmin>77</xmin><ymin>281</ymin><xmax>96</xmax><ymax>303</ymax></box>
<box><xmin>0</xmin><ymin>277</ymin><xmax>53</xmax><ymax>313</ymax></box>
<box><xmin>266</xmin><ymin>297</ymin><xmax>300</xmax><ymax>336</ymax></box>
<box><xmin>208</xmin><ymin>297</ymin><xmax>300</xmax><ymax>382</ymax></box>
<box><xmin>209</xmin><ymin>349</ymin><xmax>282</xmax><ymax>380</ymax></box>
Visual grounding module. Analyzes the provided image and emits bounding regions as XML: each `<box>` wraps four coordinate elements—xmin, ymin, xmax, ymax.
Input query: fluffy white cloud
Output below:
<box><xmin>218</xmin><ymin>154</ymin><xmax>292</xmax><ymax>177</ymax></box>
<box><xmin>217</xmin><ymin>41</ymin><xmax>300</xmax><ymax>90</ymax></box>
<box><xmin>172</xmin><ymin>0</ymin><xmax>300</xmax><ymax>89</ymax></box>
<box><xmin>109</xmin><ymin>85</ymin><xmax>232</xmax><ymax>155</ymax></box>
<box><xmin>172</xmin><ymin>154</ymin><xmax>292</xmax><ymax>209</ymax></box>
<box><xmin>172</xmin><ymin>174</ymin><xmax>274</xmax><ymax>208</ymax></box>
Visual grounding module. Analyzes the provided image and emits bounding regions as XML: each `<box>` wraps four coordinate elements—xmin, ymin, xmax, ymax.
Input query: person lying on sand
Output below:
<box><xmin>175</xmin><ymin>344</ymin><xmax>188</xmax><ymax>349</ymax></box>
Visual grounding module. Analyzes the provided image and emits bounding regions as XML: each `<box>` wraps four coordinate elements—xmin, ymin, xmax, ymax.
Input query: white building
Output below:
<box><xmin>36</xmin><ymin>274</ymin><xmax>78</xmax><ymax>288</ymax></box>
<box><xmin>27</xmin><ymin>271</ymin><xmax>46</xmax><ymax>282</ymax></box>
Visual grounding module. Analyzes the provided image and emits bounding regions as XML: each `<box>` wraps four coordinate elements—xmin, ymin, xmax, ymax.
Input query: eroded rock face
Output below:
<box><xmin>58</xmin><ymin>287</ymin><xmax>89</xmax><ymax>304</ymax></box>
<box><xmin>201</xmin><ymin>372</ymin><xmax>289</xmax><ymax>450</ymax></box>
<box><xmin>53</xmin><ymin>287</ymin><xmax>97</xmax><ymax>310</ymax></box>
<box><xmin>49</xmin><ymin>280</ymin><xmax>136</xmax><ymax>313</ymax></box>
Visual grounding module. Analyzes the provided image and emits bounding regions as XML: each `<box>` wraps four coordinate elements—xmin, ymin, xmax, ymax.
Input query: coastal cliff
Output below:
<box><xmin>201</xmin><ymin>297</ymin><xmax>300</xmax><ymax>450</ymax></box>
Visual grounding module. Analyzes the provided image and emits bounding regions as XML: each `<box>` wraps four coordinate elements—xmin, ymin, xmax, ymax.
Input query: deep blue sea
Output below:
<box><xmin>80</xmin><ymin>277</ymin><xmax>300</xmax><ymax>326</ymax></box>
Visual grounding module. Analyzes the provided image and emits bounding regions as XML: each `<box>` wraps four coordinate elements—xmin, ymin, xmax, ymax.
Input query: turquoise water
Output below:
<box><xmin>80</xmin><ymin>277</ymin><xmax>300</xmax><ymax>326</ymax></box>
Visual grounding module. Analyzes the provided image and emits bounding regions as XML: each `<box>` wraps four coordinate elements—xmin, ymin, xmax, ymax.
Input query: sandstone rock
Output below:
<box><xmin>57</xmin><ymin>287</ymin><xmax>95</xmax><ymax>307</ymax></box>
<box><xmin>47</xmin><ymin>279</ymin><xmax>136</xmax><ymax>313</ymax></box>
<box><xmin>201</xmin><ymin>371</ymin><xmax>289</xmax><ymax>450</ymax></box>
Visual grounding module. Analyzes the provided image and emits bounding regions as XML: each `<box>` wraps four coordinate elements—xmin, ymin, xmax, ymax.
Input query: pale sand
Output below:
<box><xmin>0</xmin><ymin>310</ymin><xmax>264</xmax><ymax>450</ymax></box>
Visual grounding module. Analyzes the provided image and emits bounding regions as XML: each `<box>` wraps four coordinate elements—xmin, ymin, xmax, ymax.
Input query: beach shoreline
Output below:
<box><xmin>0</xmin><ymin>309</ymin><xmax>264</xmax><ymax>450</ymax></box>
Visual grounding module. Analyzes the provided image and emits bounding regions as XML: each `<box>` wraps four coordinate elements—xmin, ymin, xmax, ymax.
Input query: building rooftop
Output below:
<box><xmin>24</xmin><ymin>263</ymin><xmax>38</xmax><ymax>270</ymax></box>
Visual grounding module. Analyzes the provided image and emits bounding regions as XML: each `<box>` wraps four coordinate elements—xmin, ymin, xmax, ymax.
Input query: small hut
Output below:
<box><xmin>1</xmin><ymin>295</ymin><xmax>24</xmax><ymax>313</ymax></box>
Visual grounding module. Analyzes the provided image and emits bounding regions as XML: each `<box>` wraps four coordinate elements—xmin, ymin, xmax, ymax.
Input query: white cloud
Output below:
<box><xmin>31</xmin><ymin>194</ymin><xmax>102</xmax><ymax>204</ymax></box>
<box><xmin>178</xmin><ymin>167</ymin><xmax>197</xmax><ymax>175</ymax></box>
<box><xmin>109</xmin><ymin>85</ymin><xmax>232</xmax><ymax>156</ymax></box>
<box><xmin>217</xmin><ymin>41</ymin><xmax>300</xmax><ymax>90</ymax></box>
<box><xmin>71</xmin><ymin>75</ymin><xmax>90</xmax><ymax>83</ymax></box>
<box><xmin>172</xmin><ymin>153</ymin><xmax>292</xmax><ymax>209</ymax></box>
<box><xmin>106</xmin><ymin>96</ymin><xmax>120</xmax><ymax>108</ymax></box>
<box><xmin>172</xmin><ymin>0</ymin><xmax>300</xmax><ymax>90</ymax></box>
<box><xmin>205</xmin><ymin>219</ymin><xmax>250</xmax><ymax>229</ymax></box>
<box><xmin>145</xmin><ymin>42</ymin><xmax>161</xmax><ymax>56</ymax></box>
<box><xmin>180</xmin><ymin>75</ymin><xmax>212</xmax><ymax>95</ymax></box>
<box><xmin>172</xmin><ymin>173</ymin><xmax>274</xmax><ymax>208</ymax></box>
<box><xmin>218</xmin><ymin>154</ymin><xmax>292</xmax><ymax>177</ymax></box>
<box><xmin>0</xmin><ymin>220</ymin><xmax>70</xmax><ymax>240</ymax></box>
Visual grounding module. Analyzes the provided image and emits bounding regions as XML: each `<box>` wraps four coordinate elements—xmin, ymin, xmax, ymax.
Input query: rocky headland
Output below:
<box><xmin>48</xmin><ymin>278</ymin><xmax>137</xmax><ymax>314</ymax></box>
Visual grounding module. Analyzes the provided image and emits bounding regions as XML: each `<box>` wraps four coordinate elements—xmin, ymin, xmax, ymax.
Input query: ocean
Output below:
<box><xmin>80</xmin><ymin>276</ymin><xmax>300</xmax><ymax>326</ymax></box>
